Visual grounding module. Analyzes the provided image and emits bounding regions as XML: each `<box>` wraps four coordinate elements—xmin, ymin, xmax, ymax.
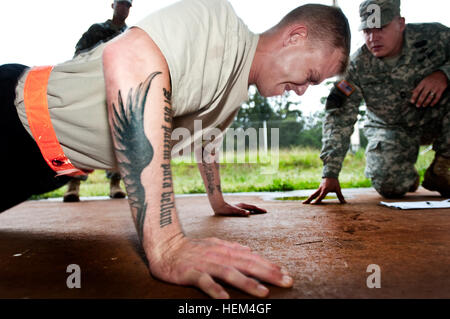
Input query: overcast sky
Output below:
<box><xmin>1</xmin><ymin>0</ymin><xmax>448</xmax><ymax>114</ymax></box>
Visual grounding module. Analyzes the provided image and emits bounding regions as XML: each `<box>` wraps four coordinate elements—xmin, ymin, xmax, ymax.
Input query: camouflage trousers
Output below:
<box><xmin>364</xmin><ymin>100</ymin><xmax>449</xmax><ymax>198</ymax></box>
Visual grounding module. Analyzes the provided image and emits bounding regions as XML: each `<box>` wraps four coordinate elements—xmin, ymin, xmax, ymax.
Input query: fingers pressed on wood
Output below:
<box><xmin>208</xmin><ymin>238</ymin><xmax>251</xmax><ymax>251</ymax></box>
<box><xmin>336</xmin><ymin>189</ymin><xmax>347</xmax><ymax>204</ymax></box>
<box><xmin>215</xmin><ymin>207</ymin><xmax>250</xmax><ymax>217</ymax></box>
<box><xmin>303</xmin><ymin>190</ymin><xmax>320</xmax><ymax>204</ymax></box>
<box><xmin>226</xmin><ymin>249</ymin><xmax>293</xmax><ymax>289</ymax></box>
<box><xmin>204</xmin><ymin>263</ymin><xmax>270</xmax><ymax>298</ymax></box>
<box><xmin>312</xmin><ymin>191</ymin><xmax>327</xmax><ymax>205</ymax></box>
<box><xmin>236</xmin><ymin>203</ymin><xmax>268</xmax><ymax>214</ymax></box>
<box><xmin>186</xmin><ymin>269</ymin><xmax>229</xmax><ymax>299</ymax></box>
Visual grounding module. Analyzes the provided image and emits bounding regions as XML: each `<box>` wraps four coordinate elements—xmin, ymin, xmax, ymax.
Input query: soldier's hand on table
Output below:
<box><xmin>303</xmin><ymin>177</ymin><xmax>347</xmax><ymax>205</ymax></box>
<box><xmin>148</xmin><ymin>234</ymin><xmax>293</xmax><ymax>299</ymax></box>
<box><xmin>213</xmin><ymin>202</ymin><xmax>268</xmax><ymax>217</ymax></box>
<box><xmin>411</xmin><ymin>71</ymin><xmax>448</xmax><ymax>107</ymax></box>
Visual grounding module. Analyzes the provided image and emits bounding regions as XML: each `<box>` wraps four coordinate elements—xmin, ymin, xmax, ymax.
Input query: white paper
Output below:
<box><xmin>380</xmin><ymin>199</ymin><xmax>450</xmax><ymax>210</ymax></box>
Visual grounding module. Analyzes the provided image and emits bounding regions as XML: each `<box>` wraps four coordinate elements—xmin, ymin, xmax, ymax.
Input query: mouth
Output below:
<box><xmin>284</xmin><ymin>84</ymin><xmax>304</xmax><ymax>96</ymax></box>
<box><xmin>284</xmin><ymin>84</ymin><xmax>291</xmax><ymax>94</ymax></box>
<box><xmin>371</xmin><ymin>45</ymin><xmax>383</xmax><ymax>52</ymax></box>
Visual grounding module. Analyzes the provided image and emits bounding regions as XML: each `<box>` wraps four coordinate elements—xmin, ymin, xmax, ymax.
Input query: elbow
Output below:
<box><xmin>102</xmin><ymin>41</ymin><xmax>120</xmax><ymax>69</ymax></box>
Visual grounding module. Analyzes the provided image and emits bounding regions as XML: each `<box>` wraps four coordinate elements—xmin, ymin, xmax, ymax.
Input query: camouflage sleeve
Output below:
<box><xmin>74</xmin><ymin>24</ymin><xmax>104</xmax><ymax>56</ymax></box>
<box><xmin>320</xmin><ymin>64</ymin><xmax>363</xmax><ymax>179</ymax></box>
<box><xmin>437</xmin><ymin>24</ymin><xmax>450</xmax><ymax>81</ymax></box>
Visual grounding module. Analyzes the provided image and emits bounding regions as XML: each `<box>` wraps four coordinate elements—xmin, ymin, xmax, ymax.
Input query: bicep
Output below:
<box><xmin>103</xmin><ymin>27</ymin><xmax>170</xmax><ymax>99</ymax></box>
<box><xmin>103</xmin><ymin>27</ymin><xmax>172</xmax><ymax>146</ymax></box>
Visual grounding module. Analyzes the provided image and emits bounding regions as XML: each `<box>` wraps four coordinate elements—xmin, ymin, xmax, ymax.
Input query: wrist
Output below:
<box><xmin>322</xmin><ymin>171</ymin><xmax>339</xmax><ymax>179</ymax></box>
<box><xmin>137</xmin><ymin>206</ymin><xmax>185</xmax><ymax>262</ymax></box>
<box><xmin>210</xmin><ymin>196</ymin><xmax>226</xmax><ymax>212</ymax></box>
<box><xmin>322</xmin><ymin>163</ymin><xmax>341</xmax><ymax>179</ymax></box>
<box><xmin>436</xmin><ymin>69</ymin><xmax>449</xmax><ymax>83</ymax></box>
<box><xmin>144</xmin><ymin>229</ymin><xmax>186</xmax><ymax>264</ymax></box>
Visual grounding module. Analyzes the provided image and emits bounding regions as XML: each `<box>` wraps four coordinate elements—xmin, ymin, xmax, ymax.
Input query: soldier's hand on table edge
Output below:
<box><xmin>147</xmin><ymin>233</ymin><xmax>293</xmax><ymax>299</ymax></box>
<box><xmin>213</xmin><ymin>202</ymin><xmax>268</xmax><ymax>217</ymax></box>
<box><xmin>303</xmin><ymin>177</ymin><xmax>347</xmax><ymax>205</ymax></box>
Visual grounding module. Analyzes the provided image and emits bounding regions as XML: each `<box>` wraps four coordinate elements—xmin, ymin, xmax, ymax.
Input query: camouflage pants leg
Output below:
<box><xmin>429</xmin><ymin>95</ymin><xmax>450</xmax><ymax>158</ymax></box>
<box><xmin>364</xmin><ymin>127</ymin><xmax>420</xmax><ymax>198</ymax></box>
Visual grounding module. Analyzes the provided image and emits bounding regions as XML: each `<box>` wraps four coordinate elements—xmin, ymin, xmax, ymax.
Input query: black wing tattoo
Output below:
<box><xmin>111</xmin><ymin>72</ymin><xmax>161</xmax><ymax>241</ymax></box>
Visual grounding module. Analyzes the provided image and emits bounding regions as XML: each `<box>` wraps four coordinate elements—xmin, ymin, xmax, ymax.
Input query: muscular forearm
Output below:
<box><xmin>196</xmin><ymin>147</ymin><xmax>225</xmax><ymax>210</ymax></box>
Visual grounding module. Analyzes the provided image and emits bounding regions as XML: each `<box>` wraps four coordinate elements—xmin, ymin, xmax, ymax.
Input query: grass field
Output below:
<box><xmin>31</xmin><ymin>147</ymin><xmax>435</xmax><ymax>199</ymax></box>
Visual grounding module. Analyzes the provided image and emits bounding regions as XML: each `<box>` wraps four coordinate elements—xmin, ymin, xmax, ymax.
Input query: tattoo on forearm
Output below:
<box><xmin>203</xmin><ymin>162</ymin><xmax>216</xmax><ymax>195</ymax></box>
<box><xmin>160</xmin><ymin>89</ymin><xmax>174</xmax><ymax>228</ymax></box>
<box><xmin>111</xmin><ymin>72</ymin><xmax>161</xmax><ymax>241</ymax></box>
<box><xmin>160</xmin><ymin>163</ymin><xmax>174</xmax><ymax>228</ymax></box>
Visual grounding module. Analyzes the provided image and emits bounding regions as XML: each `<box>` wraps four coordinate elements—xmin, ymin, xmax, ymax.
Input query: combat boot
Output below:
<box><xmin>408</xmin><ymin>169</ymin><xmax>420</xmax><ymax>193</ymax></box>
<box><xmin>110</xmin><ymin>175</ymin><xmax>126</xmax><ymax>199</ymax></box>
<box><xmin>422</xmin><ymin>155</ymin><xmax>450</xmax><ymax>198</ymax></box>
<box><xmin>63</xmin><ymin>178</ymin><xmax>81</xmax><ymax>202</ymax></box>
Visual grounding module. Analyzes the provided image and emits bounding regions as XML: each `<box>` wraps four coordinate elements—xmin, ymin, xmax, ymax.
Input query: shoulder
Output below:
<box><xmin>137</xmin><ymin>0</ymin><xmax>236</xmax><ymax>24</ymax></box>
<box><xmin>405</xmin><ymin>23</ymin><xmax>449</xmax><ymax>42</ymax></box>
<box><xmin>348</xmin><ymin>45</ymin><xmax>372</xmax><ymax>74</ymax></box>
<box><xmin>405</xmin><ymin>23</ymin><xmax>449</xmax><ymax>49</ymax></box>
<box><xmin>86</xmin><ymin>21</ymin><xmax>109</xmax><ymax>32</ymax></box>
<box><xmin>406</xmin><ymin>22</ymin><xmax>448</xmax><ymax>34</ymax></box>
<box><xmin>186</xmin><ymin>0</ymin><xmax>235</xmax><ymax>12</ymax></box>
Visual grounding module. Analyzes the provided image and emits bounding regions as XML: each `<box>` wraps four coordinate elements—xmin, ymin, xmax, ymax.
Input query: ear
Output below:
<box><xmin>283</xmin><ymin>25</ymin><xmax>308</xmax><ymax>47</ymax></box>
<box><xmin>399</xmin><ymin>17</ymin><xmax>406</xmax><ymax>32</ymax></box>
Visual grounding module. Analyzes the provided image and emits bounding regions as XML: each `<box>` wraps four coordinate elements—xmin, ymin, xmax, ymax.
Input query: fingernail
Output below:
<box><xmin>257</xmin><ymin>284</ymin><xmax>269</xmax><ymax>296</ymax></box>
<box><xmin>218</xmin><ymin>291</ymin><xmax>230</xmax><ymax>299</ymax></box>
<box><xmin>281</xmin><ymin>268</ymin><xmax>289</xmax><ymax>275</ymax></box>
<box><xmin>281</xmin><ymin>275</ymin><xmax>293</xmax><ymax>286</ymax></box>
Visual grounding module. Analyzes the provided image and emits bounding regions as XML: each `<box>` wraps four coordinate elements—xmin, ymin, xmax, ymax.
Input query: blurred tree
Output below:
<box><xmin>232</xmin><ymin>86</ymin><xmax>329</xmax><ymax>149</ymax></box>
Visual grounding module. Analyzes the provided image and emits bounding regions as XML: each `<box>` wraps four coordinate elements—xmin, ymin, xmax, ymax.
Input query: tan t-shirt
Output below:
<box><xmin>15</xmin><ymin>0</ymin><xmax>259</xmax><ymax>170</ymax></box>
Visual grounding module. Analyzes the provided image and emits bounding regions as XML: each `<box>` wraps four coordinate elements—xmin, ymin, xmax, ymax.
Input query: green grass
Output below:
<box><xmin>30</xmin><ymin>147</ymin><xmax>435</xmax><ymax>199</ymax></box>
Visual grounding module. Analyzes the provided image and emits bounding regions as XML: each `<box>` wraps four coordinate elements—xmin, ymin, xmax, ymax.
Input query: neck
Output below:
<box><xmin>385</xmin><ymin>31</ymin><xmax>405</xmax><ymax>58</ymax></box>
<box><xmin>112</xmin><ymin>16</ymin><xmax>125</xmax><ymax>27</ymax></box>
<box><xmin>249</xmin><ymin>31</ymin><xmax>275</xmax><ymax>86</ymax></box>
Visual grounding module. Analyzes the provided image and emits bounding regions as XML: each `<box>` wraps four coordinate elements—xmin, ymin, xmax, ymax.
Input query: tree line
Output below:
<box><xmin>231</xmin><ymin>86</ymin><xmax>367</xmax><ymax>150</ymax></box>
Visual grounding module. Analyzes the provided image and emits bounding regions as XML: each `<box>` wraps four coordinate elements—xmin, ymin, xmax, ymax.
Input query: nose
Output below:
<box><xmin>368</xmin><ymin>29</ymin><xmax>381</xmax><ymax>42</ymax></box>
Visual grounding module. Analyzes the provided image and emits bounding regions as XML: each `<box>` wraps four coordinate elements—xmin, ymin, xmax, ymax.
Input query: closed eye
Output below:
<box><xmin>307</xmin><ymin>71</ymin><xmax>321</xmax><ymax>85</ymax></box>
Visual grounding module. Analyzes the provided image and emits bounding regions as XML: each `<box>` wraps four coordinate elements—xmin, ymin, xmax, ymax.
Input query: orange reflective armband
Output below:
<box><xmin>24</xmin><ymin>66</ymin><xmax>87</xmax><ymax>177</ymax></box>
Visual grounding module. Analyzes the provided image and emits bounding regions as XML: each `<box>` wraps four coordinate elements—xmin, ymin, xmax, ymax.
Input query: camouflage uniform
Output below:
<box><xmin>74</xmin><ymin>20</ymin><xmax>127</xmax><ymax>56</ymax></box>
<box><xmin>321</xmin><ymin>23</ymin><xmax>450</xmax><ymax>197</ymax></box>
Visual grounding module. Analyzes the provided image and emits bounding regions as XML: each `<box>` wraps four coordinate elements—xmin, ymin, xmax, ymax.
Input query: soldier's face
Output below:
<box><xmin>113</xmin><ymin>2</ymin><xmax>131</xmax><ymax>20</ymax></box>
<box><xmin>363</xmin><ymin>17</ymin><xmax>406</xmax><ymax>58</ymax></box>
<box><xmin>256</xmin><ymin>39</ymin><xmax>344</xmax><ymax>98</ymax></box>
